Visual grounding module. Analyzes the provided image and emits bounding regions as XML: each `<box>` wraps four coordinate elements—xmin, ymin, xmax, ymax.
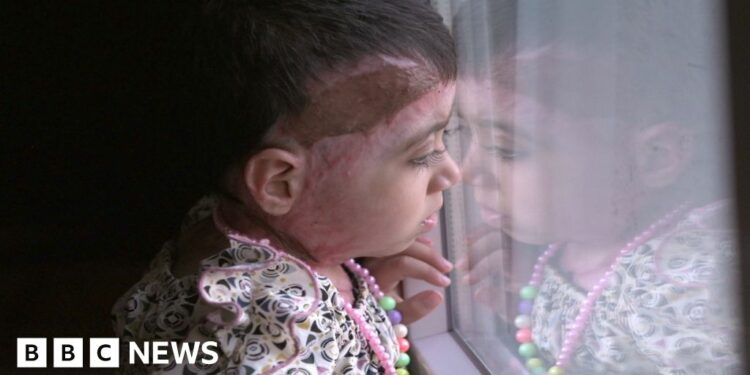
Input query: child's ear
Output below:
<box><xmin>634</xmin><ymin>123</ymin><xmax>694</xmax><ymax>189</ymax></box>
<box><xmin>243</xmin><ymin>148</ymin><xmax>306</xmax><ymax>216</ymax></box>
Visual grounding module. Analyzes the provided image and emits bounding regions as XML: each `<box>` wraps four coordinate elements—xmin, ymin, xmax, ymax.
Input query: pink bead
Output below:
<box><xmin>362</xmin><ymin>268</ymin><xmax>370</xmax><ymax>276</ymax></box>
<box><xmin>398</xmin><ymin>337</ymin><xmax>410</xmax><ymax>352</ymax></box>
<box><xmin>516</xmin><ymin>328</ymin><xmax>532</xmax><ymax>343</ymax></box>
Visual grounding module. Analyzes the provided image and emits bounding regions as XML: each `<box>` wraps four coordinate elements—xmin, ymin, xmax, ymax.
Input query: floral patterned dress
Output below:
<box><xmin>530</xmin><ymin>201</ymin><xmax>742</xmax><ymax>374</ymax></box>
<box><xmin>111</xmin><ymin>198</ymin><xmax>398</xmax><ymax>374</ymax></box>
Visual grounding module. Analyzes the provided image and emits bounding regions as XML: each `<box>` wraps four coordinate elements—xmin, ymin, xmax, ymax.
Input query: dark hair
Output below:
<box><xmin>187</xmin><ymin>0</ymin><xmax>456</xmax><ymax>192</ymax></box>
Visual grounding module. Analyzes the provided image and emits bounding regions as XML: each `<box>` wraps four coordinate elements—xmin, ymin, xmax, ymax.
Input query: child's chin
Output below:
<box><xmin>501</xmin><ymin>227</ymin><xmax>551</xmax><ymax>246</ymax></box>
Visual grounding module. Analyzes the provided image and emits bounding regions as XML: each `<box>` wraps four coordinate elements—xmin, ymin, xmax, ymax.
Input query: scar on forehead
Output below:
<box><xmin>280</xmin><ymin>57</ymin><xmax>442</xmax><ymax>146</ymax></box>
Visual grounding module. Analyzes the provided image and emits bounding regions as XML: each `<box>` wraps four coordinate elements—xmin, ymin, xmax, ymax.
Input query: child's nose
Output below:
<box><xmin>431</xmin><ymin>152</ymin><xmax>462</xmax><ymax>193</ymax></box>
<box><xmin>461</xmin><ymin>142</ymin><xmax>486</xmax><ymax>186</ymax></box>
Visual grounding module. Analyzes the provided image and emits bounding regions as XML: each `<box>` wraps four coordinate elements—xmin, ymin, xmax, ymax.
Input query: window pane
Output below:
<box><xmin>445</xmin><ymin>1</ymin><xmax>743</xmax><ymax>374</ymax></box>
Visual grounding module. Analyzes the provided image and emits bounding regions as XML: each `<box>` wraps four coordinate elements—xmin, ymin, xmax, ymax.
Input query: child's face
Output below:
<box><xmin>277</xmin><ymin>59</ymin><xmax>460</xmax><ymax>264</ymax></box>
<box><xmin>458</xmin><ymin>77</ymin><xmax>641</xmax><ymax>246</ymax></box>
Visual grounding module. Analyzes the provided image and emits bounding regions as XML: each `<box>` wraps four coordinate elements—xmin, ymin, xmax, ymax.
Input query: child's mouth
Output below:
<box><xmin>420</xmin><ymin>212</ymin><xmax>439</xmax><ymax>233</ymax></box>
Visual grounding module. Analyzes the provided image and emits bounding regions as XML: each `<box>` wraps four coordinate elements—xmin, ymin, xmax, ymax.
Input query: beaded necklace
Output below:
<box><xmin>212</xmin><ymin>203</ymin><xmax>411</xmax><ymax>374</ymax></box>
<box><xmin>344</xmin><ymin>259</ymin><xmax>412</xmax><ymax>375</ymax></box>
<box><xmin>513</xmin><ymin>204</ymin><xmax>689</xmax><ymax>375</ymax></box>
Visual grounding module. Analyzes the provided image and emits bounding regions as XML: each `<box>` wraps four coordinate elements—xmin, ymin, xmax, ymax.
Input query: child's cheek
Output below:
<box><xmin>277</xmin><ymin>136</ymin><xmax>376</xmax><ymax>261</ymax></box>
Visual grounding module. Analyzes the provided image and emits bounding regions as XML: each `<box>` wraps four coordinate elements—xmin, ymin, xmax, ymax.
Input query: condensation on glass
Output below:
<box><xmin>436</xmin><ymin>0</ymin><xmax>743</xmax><ymax>374</ymax></box>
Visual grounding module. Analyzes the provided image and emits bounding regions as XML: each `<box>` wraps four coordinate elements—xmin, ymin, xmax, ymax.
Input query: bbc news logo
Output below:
<box><xmin>17</xmin><ymin>338</ymin><xmax>219</xmax><ymax>369</ymax></box>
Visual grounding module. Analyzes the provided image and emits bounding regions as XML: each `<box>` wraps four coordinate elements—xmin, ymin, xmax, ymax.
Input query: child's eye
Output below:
<box><xmin>410</xmin><ymin>149</ymin><xmax>446</xmax><ymax>169</ymax></box>
<box><xmin>442</xmin><ymin>124</ymin><xmax>464</xmax><ymax>138</ymax></box>
<box><xmin>482</xmin><ymin>145</ymin><xmax>526</xmax><ymax>160</ymax></box>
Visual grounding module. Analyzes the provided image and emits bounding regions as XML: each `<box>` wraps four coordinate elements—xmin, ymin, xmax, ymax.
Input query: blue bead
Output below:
<box><xmin>518</xmin><ymin>300</ymin><xmax>533</xmax><ymax>314</ymax></box>
<box><xmin>388</xmin><ymin>310</ymin><xmax>403</xmax><ymax>324</ymax></box>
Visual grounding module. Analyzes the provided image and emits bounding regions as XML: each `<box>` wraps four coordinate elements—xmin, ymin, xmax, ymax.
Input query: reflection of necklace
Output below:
<box><xmin>344</xmin><ymin>259</ymin><xmax>412</xmax><ymax>375</ymax></box>
<box><xmin>514</xmin><ymin>204</ymin><xmax>689</xmax><ymax>375</ymax></box>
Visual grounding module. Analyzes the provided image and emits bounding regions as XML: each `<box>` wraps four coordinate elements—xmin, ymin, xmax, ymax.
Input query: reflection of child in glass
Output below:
<box><xmin>455</xmin><ymin>0</ymin><xmax>740</xmax><ymax>374</ymax></box>
<box><xmin>111</xmin><ymin>1</ymin><xmax>459</xmax><ymax>373</ymax></box>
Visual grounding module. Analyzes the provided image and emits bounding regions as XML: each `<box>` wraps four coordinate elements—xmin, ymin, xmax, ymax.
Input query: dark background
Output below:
<box><xmin>2</xmin><ymin>1</ymin><xmax>206</xmax><ymax>369</ymax></box>
<box><xmin>2</xmin><ymin>0</ymin><xmax>750</xmax><ymax>373</ymax></box>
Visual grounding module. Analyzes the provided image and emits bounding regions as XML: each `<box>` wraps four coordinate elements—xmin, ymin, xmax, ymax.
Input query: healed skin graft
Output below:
<box><xmin>266</xmin><ymin>56</ymin><xmax>460</xmax><ymax>267</ymax></box>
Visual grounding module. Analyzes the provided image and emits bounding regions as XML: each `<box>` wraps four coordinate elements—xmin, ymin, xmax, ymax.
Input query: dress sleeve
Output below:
<box><xmin>161</xmin><ymin>242</ymin><xmax>341</xmax><ymax>375</ymax></box>
<box><xmin>626</xmin><ymin>215</ymin><xmax>741</xmax><ymax>374</ymax></box>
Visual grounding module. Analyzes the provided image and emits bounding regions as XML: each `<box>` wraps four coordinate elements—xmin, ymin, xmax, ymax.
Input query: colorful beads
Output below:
<box><xmin>379</xmin><ymin>296</ymin><xmax>397</xmax><ymax>311</ymax></box>
<box><xmin>520</xmin><ymin>285</ymin><xmax>538</xmax><ymax>299</ymax></box>
<box><xmin>518</xmin><ymin>343</ymin><xmax>537</xmax><ymax>358</ymax></box>
<box><xmin>515</xmin><ymin>328</ymin><xmax>532</xmax><ymax>343</ymax></box>
<box><xmin>518</xmin><ymin>300</ymin><xmax>533</xmax><ymax>314</ymax></box>
<box><xmin>514</xmin><ymin>314</ymin><xmax>531</xmax><ymax>329</ymax></box>
<box><xmin>388</xmin><ymin>310</ymin><xmax>403</xmax><ymax>324</ymax></box>
<box><xmin>398</xmin><ymin>337</ymin><xmax>410</xmax><ymax>352</ymax></box>
<box><xmin>393</xmin><ymin>324</ymin><xmax>408</xmax><ymax>338</ymax></box>
<box><xmin>395</xmin><ymin>353</ymin><xmax>411</xmax><ymax>368</ymax></box>
<box><xmin>526</xmin><ymin>357</ymin><xmax>543</xmax><ymax>369</ymax></box>
<box><xmin>344</xmin><ymin>260</ymin><xmax>407</xmax><ymax>375</ymax></box>
<box><xmin>510</xmin><ymin>204</ymin><xmax>689</xmax><ymax>375</ymax></box>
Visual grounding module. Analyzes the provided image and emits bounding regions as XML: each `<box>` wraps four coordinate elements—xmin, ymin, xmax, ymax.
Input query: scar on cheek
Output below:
<box><xmin>283</xmin><ymin>62</ymin><xmax>440</xmax><ymax>146</ymax></box>
<box><xmin>304</xmin><ymin>135</ymin><xmax>370</xmax><ymax>176</ymax></box>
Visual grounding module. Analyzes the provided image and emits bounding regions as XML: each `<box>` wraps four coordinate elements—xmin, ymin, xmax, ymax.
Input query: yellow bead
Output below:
<box><xmin>396</xmin><ymin>369</ymin><xmax>410</xmax><ymax>375</ymax></box>
<box><xmin>549</xmin><ymin>366</ymin><xmax>565</xmax><ymax>375</ymax></box>
<box><xmin>526</xmin><ymin>357</ymin><xmax>543</xmax><ymax>369</ymax></box>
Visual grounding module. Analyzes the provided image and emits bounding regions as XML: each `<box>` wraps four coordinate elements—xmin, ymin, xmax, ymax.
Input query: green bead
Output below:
<box><xmin>395</xmin><ymin>353</ymin><xmax>411</xmax><ymax>368</ymax></box>
<box><xmin>526</xmin><ymin>357</ymin><xmax>543</xmax><ymax>369</ymax></box>
<box><xmin>532</xmin><ymin>367</ymin><xmax>546</xmax><ymax>375</ymax></box>
<box><xmin>548</xmin><ymin>366</ymin><xmax>565</xmax><ymax>375</ymax></box>
<box><xmin>518</xmin><ymin>342</ymin><xmax>537</xmax><ymax>358</ymax></box>
<box><xmin>396</xmin><ymin>369</ymin><xmax>410</xmax><ymax>375</ymax></box>
<box><xmin>379</xmin><ymin>296</ymin><xmax>397</xmax><ymax>311</ymax></box>
<box><xmin>520</xmin><ymin>286</ymin><xmax>538</xmax><ymax>300</ymax></box>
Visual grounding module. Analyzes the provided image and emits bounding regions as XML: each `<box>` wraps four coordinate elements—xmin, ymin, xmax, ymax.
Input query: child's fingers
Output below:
<box><xmin>369</xmin><ymin>254</ymin><xmax>451</xmax><ymax>293</ymax></box>
<box><xmin>397</xmin><ymin>290</ymin><xmax>444</xmax><ymax>325</ymax></box>
<box><xmin>457</xmin><ymin>229</ymin><xmax>506</xmax><ymax>271</ymax></box>
<box><xmin>400</xmin><ymin>239</ymin><xmax>453</xmax><ymax>273</ymax></box>
<box><xmin>461</xmin><ymin>250</ymin><xmax>506</xmax><ymax>285</ymax></box>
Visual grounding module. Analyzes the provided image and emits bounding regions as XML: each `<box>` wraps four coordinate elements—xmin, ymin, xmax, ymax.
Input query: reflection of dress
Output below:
<box><xmin>111</xmin><ymin>197</ymin><xmax>398</xmax><ymax>374</ymax></box>
<box><xmin>531</xmin><ymin>201</ymin><xmax>741</xmax><ymax>374</ymax></box>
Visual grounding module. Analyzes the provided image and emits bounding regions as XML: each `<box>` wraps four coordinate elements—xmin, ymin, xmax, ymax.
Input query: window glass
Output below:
<box><xmin>442</xmin><ymin>1</ymin><xmax>743</xmax><ymax>374</ymax></box>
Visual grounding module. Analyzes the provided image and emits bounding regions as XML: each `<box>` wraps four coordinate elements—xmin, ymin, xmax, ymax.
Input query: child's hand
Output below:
<box><xmin>362</xmin><ymin>239</ymin><xmax>453</xmax><ymax>325</ymax></box>
<box><xmin>456</xmin><ymin>226</ymin><xmax>539</xmax><ymax>320</ymax></box>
